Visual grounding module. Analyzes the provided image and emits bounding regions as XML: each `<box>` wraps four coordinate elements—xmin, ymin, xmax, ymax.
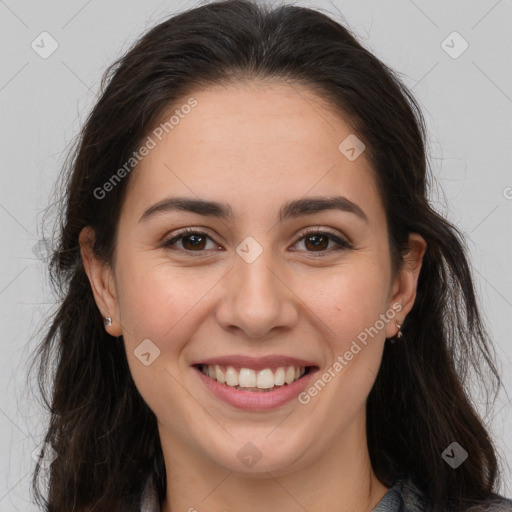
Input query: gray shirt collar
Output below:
<box><xmin>139</xmin><ymin>473</ymin><xmax>426</xmax><ymax>512</ymax></box>
<box><xmin>139</xmin><ymin>471</ymin><xmax>512</xmax><ymax>511</ymax></box>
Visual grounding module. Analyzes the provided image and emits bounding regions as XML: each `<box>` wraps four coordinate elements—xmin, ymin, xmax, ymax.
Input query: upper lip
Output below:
<box><xmin>192</xmin><ymin>355</ymin><xmax>319</xmax><ymax>371</ymax></box>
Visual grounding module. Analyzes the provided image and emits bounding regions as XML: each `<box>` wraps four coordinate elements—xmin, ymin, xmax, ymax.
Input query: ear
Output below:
<box><xmin>79</xmin><ymin>226</ymin><xmax>123</xmax><ymax>337</ymax></box>
<box><xmin>385</xmin><ymin>233</ymin><xmax>427</xmax><ymax>339</ymax></box>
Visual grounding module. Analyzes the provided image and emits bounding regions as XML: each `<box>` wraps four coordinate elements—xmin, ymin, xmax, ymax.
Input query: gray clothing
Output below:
<box><xmin>139</xmin><ymin>472</ymin><xmax>512</xmax><ymax>511</ymax></box>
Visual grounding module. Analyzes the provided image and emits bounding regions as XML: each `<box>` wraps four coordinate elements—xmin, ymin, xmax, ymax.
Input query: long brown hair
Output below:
<box><xmin>29</xmin><ymin>1</ymin><xmax>507</xmax><ymax>510</ymax></box>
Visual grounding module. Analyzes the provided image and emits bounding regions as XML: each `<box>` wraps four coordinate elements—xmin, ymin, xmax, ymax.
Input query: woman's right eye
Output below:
<box><xmin>162</xmin><ymin>229</ymin><xmax>221</xmax><ymax>252</ymax></box>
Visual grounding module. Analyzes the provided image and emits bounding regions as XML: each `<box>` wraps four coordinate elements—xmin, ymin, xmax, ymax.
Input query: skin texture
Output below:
<box><xmin>80</xmin><ymin>80</ymin><xmax>426</xmax><ymax>512</ymax></box>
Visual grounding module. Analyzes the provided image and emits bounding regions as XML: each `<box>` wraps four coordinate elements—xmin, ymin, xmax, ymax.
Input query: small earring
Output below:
<box><xmin>104</xmin><ymin>317</ymin><xmax>112</xmax><ymax>327</ymax></box>
<box><xmin>389</xmin><ymin>320</ymin><xmax>402</xmax><ymax>344</ymax></box>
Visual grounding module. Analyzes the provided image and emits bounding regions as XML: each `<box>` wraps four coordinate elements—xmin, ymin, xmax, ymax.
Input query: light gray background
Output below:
<box><xmin>1</xmin><ymin>0</ymin><xmax>511</xmax><ymax>510</ymax></box>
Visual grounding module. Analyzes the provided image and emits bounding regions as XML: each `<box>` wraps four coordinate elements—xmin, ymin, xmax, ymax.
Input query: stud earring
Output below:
<box><xmin>104</xmin><ymin>317</ymin><xmax>112</xmax><ymax>327</ymax></box>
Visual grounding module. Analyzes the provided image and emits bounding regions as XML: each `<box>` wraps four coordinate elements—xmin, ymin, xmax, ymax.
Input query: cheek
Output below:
<box><xmin>305</xmin><ymin>274</ymin><xmax>390</xmax><ymax>408</ymax></box>
<box><xmin>304</xmin><ymin>259</ymin><xmax>391</xmax><ymax>344</ymax></box>
<box><xmin>113</xmin><ymin>255</ymin><xmax>204</xmax><ymax>416</ymax></box>
<box><xmin>115</xmin><ymin>251</ymin><xmax>216</xmax><ymax>342</ymax></box>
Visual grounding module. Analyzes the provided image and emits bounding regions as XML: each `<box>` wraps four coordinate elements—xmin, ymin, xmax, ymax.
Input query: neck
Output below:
<box><xmin>159</xmin><ymin>413</ymin><xmax>389</xmax><ymax>512</ymax></box>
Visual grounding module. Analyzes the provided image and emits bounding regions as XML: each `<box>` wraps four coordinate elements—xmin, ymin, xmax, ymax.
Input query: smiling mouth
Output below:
<box><xmin>195</xmin><ymin>364</ymin><xmax>315</xmax><ymax>392</ymax></box>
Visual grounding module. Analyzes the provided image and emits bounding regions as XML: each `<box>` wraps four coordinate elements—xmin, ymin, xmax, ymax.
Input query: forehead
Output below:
<box><xmin>122</xmin><ymin>80</ymin><xmax>382</xmax><ymax>224</ymax></box>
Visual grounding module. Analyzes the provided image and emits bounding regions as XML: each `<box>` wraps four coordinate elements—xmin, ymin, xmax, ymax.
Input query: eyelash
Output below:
<box><xmin>162</xmin><ymin>227</ymin><xmax>353</xmax><ymax>256</ymax></box>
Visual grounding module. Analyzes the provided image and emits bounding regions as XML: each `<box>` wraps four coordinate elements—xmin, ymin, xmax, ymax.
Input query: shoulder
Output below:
<box><xmin>398</xmin><ymin>474</ymin><xmax>428</xmax><ymax>512</ymax></box>
<box><xmin>372</xmin><ymin>473</ymin><xmax>426</xmax><ymax>511</ymax></box>
<box><xmin>462</xmin><ymin>495</ymin><xmax>512</xmax><ymax>511</ymax></box>
<box><xmin>372</xmin><ymin>473</ymin><xmax>512</xmax><ymax>512</ymax></box>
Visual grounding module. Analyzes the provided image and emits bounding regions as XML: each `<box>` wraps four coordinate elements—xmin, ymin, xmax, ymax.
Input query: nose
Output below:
<box><xmin>215</xmin><ymin>245</ymin><xmax>299</xmax><ymax>339</ymax></box>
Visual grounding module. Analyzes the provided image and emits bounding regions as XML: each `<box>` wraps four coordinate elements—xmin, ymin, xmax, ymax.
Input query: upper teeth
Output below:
<box><xmin>201</xmin><ymin>364</ymin><xmax>306</xmax><ymax>389</ymax></box>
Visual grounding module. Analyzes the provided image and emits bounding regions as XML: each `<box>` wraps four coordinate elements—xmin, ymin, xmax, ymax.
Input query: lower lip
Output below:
<box><xmin>194</xmin><ymin>367</ymin><xmax>318</xmax><ymax>411</ymax></box>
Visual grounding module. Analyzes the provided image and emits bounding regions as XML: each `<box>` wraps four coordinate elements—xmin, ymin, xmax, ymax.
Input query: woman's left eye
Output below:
<box><xmin>162</xmin><ymin>228</ymin><xmax>352</xmax><ymax>254</ymax></box>
<box><xmin>293</xmin><ymin>229</ymin><xmax>353</xmax><ymax>253</ymax></box>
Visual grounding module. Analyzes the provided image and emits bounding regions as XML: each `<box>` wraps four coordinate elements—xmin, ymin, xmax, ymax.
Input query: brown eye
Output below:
<box><xmin>181</xmin><ymin>233</ymin><xmax>207</xmax><ymax>250</ymax></box>
<box><xmin>303</xmin><ymin>233</ymin><xmax>330</xmax><ymax>251</ymax></box>
<box><xmin>163</xmin><ymin>229</ymin><xmax>220</xmax><ymax>252</ymax></box>
<box><xmin>293</xmin><ymin>229</ymin><xmax>352</xmax><ymax>254</ymax></box>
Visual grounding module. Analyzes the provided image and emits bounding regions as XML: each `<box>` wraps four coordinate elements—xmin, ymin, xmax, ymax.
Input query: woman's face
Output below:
<box><xmin>82</xmin><ymin>80</ymin><xmax>425</xmax><ymax>476</ymax></box>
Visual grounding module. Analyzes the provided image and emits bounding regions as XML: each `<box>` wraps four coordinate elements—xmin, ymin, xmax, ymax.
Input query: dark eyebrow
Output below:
<box><xmin>139</xmin><ymin>197</ymin><xmax>234</xmax><ymax>222</ymax></box>
<box><xmin>280</xmin><ymin>196</ymin><xmax>368</xmax><ymax>224</ymax></box>
<box><xmin>138</xmin><ymin>195</ymin><xmax>368</xmax><ymax>224</ymax></box>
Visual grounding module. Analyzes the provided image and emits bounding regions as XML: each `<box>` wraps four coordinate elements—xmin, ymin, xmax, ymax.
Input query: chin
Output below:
<box><xmin>200</xmin><ymin>430</ymin><xmax>311</xmax><ymax>476</ymax></box>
